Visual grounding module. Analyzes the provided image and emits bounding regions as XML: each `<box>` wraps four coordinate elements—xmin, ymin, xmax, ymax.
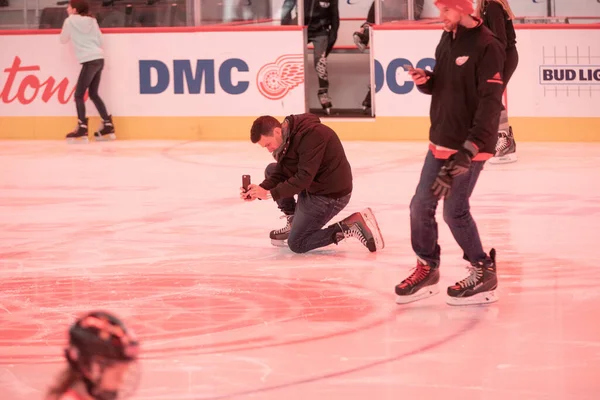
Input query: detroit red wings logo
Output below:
<box><xmin>257</xmin><ymin>54</ymin><xmax>304</xmax><ymax>100</ymax></box>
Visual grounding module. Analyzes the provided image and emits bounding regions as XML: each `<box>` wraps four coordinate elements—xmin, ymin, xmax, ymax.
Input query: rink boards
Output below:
<box><xmin>0</xmin><ymin>25</ymin><xmax>599</xmax><ymax>141</ymax></box>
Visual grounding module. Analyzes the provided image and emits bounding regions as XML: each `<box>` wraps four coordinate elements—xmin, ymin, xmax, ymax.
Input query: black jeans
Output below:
<box><xmin>74</xmin><ymin>59</ymin><xmax>109</xmax><ymax>122</ymax></box>
<box><xmin>265</xmin><ymin>163</ymin><xmax>351</xmax><ymax>253</ymax></box>
<box><xmin>410</xmin><ymin>150</ymin><xmax>487</xmax><ymax>268</ymax></box>
<box><xmin>308</xmin><ymin>32</ymin><xmax>329</xmax><ymax>90</ymax></box>
<box><xmin>502</xmin><ymin>46</ymin><xmax>519</xmax><ymax>111</ymax></box>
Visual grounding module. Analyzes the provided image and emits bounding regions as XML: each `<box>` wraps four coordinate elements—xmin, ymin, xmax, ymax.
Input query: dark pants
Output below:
<box><xmin>74</xmin><ymin>59</ymin><xmax>110</xmax><ymax>122</ymax></box>
<box><xmin>265</xmin><ymin>163</ymin><xmax>350</xmax><ymax>253</ymax></box>
<box><xmin>308</xmin><ymin>32</ymin><xmax>329</xmax><ymax>90</ymax></box>
<box><xmin>410</xmin><ymin>151</ymin><xmax>486</xmax><ymax>268</ymax></box>
<box><xmin>502</xmin><ymin>46</ymin><xmax>519</xmax><ymax>111</ymax></box>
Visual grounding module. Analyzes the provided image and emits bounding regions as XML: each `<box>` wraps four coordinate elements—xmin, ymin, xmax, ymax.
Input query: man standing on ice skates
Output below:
<box><xmin>395</xmin><ymin>0</ymin><xmax>505</xmax><ymax>306</ymax></box>
<box><xmin>241</xmin><ymin>113</ymin><xmax>384</xmax><ymax>254</ymax></box>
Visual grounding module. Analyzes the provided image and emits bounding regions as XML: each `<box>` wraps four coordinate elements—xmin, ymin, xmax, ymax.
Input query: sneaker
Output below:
<box><xmin>446</xmin><ymin>249</ymin><xmax>499</xmax><ymax>306</ymax></box>
<box><xmin>335</xmin><ymin>208</ymin><xmax>384</xmax><ymax>252</ymax></box>
<box><xmin>488</xmin><ymin>127</ymin><xmax>517</xmax><ymax>164</ymax></box>
<box><xmin>270</xmin><ymin>215</ymin><xmax>293</xmax><ymax>247</ymax></box>
<box><xmin>395</xmin><ymin>261</ymin><xmax>440</xmax><ymax>304</ymax></box>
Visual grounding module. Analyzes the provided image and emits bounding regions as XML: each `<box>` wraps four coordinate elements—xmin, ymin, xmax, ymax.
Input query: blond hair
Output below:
<box><xmin>476</xmin><ymin>0</ymin><xmax>516</xmax><ymax>20</ymax></box>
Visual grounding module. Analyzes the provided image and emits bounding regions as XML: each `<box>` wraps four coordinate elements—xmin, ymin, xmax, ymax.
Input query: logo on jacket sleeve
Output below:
<box><xmin>487</xmin><ymin>72</ymin><xmax>504</xmax><ymax>84</ymax></box>
<box><xmin>257</xmin><ymin>54</ymin><xmax>305</xmax><ymax>100</ymax></box>
<box><xmin>455</xmin><ymin>56</ymin><xmax>470</xmax><ymax>66</ymax></box>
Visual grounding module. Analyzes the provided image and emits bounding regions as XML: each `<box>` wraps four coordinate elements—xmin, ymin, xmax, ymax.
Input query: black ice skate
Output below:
<box><xmin>395</xmin><ymin>260</ymin><xmax>440</xmax><ymax>304</ymax></box>
<box><xmin>270</xmin><ymin>214</ymin><xmax>294</xmax><ymax>247</ymax></box>
<box><xmin>94</xmin><ymin>115</ymin><xmax>116</xmax><ymax>141</ymax></box>
<box><xmin>489</xmin><ymin>127</ymin><xmax>517</xmax><ymax>164</ymax></box>
<box><xmin>362</xmin><ymin>87</ymin><xmax>371</xmax><ymax>113</ymax></box>
<box><xmin>353</xmin><ymin>23</ymin><xmax>370</xmax><ymax>52</ymax></box>
<box><xmin>318</xmin><ymin>89</ymin><xmax>332</xmax><ymax>115</ymax></box>
<box><xmin>333</xmin><ymin>207</ymin><xmax>384</xmax><ymax>252</ymax></box>
<box><xmin>446</xmin><ymin>249</ymin><xmax>499</xmax><ymax>306</ymax></box>
<box><xmin>66</xmin><ymin>118</ymin><xmax>89</xmax><ymax>143</ymax></box>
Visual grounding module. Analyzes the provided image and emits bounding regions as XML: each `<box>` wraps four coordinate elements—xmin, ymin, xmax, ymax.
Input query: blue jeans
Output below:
<box><xmin>410</xmin><ymin>150</ymin><xmax>487</xmax><ymax>268</ymax></box>
<box><xmin>265</xmin><ymin>163</ymin><xmax>351</xmax><ymax>253</ymax></box>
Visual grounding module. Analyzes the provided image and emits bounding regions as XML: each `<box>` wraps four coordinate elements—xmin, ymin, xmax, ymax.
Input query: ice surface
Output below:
<box><xmin>1</xmin><ymin>140</ymin><xmax>599</xmax><ymax>400</ymax></box>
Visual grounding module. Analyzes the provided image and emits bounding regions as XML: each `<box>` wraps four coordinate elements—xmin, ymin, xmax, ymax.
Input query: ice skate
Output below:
<box><xmin>318</xmin><ymin>89</ymin><xmax>332</xmax><ymax>115</ymax></box>
<box><xmin>362</xmin><ymin>87</ymin><xmax>371</xmax><ymax>113</ymax></box>
<box><xmin>489</xmin><ymin>109</ymin><xmax>517</xmax><ymax>164</ymax></box>
<box><xmin>446</xmin><ymin>248</ymin><xmax>499</xmax><ymax>306</ymax></box>
<box><xmin>334</xmin><ymin>207</ymin><xmax>384</xmax><ymax>252</ymax></box>
<box><xmin>270</xmin><ymin>214</ymin><xmax>294</xmax><ymax>247</ymax></box>
<box><xmin>94</xmin><ymin>115</ymin><xmax>116</xmax><ymax>141</ymax></box>
<box><xmin>395</xmin><ymin>260</ymin><xmax>440</xmax><ymax>304</ymax></box>
<box><xmin>353</xmin><ymin>23</ymin><xmax>370</xmax><ymax>52</ymax></box>
<box><xmin>66</xmin><ymin>118</ymin><xmax>89</xmax><ymax>143</ymax></box>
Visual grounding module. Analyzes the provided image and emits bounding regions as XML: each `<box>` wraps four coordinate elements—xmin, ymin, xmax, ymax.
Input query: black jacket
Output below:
<box><xmin>481</xmin><ymin>0</ymin><xmax>517</xmax><ymax>51</ymax></box>
<box><xmin>417</xmin><ymin>20</ymin><xmax>506</xmax><ymax>158</ymax></box>
<box><xmin>281</xmin><ymin>0</ymin><xmax>340</xmax><ymax>35</ymax></box>
<box><xmin>259</xmin><ymin>113</ymin><xmax>352</xmax><ymax>201</ymax></box>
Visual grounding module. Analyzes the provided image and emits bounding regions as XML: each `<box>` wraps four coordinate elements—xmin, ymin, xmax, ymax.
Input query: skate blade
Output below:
<box><xmin>446</xmin><ymin>290</ymin><xmax>499</xmax><ymax>306</ymax></box>
<box><xmin>271</xmin><ymin>239</ymin><xmax>288</xmax><ymax>248</ymax></box>
<box><xmin>396</xmin><ymin>284</ymin><xmax>440</xmax><ymax>305</ymax></box>
<box><xmin>361</xmin><ymin>207</ymin><xmax>385</xmax><ymax>251</ymax></box>
<box><xmin>488</xmin><ymin>153</ymin><xmax>517</xmax><ymax>164</ymax></box>
<box><xmin>95</xmin><ymin>133</ymin><xmax>116</xmax><ymax>142</ymax></box>
<box><xmin>66</xmin><ymin>137</ymin><xmax>89</xmax><ymax>144</ymax></box>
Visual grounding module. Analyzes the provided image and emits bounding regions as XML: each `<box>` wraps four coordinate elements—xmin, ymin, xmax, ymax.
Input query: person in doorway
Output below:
<box><xmin>45</xmin><ymin>310</ymin><xmax>140</xmax><ymax>400</ymax></box>
<box><xmin>477</xmin><ymin>0</ymin><xmax>519</xmax><ymax>164</ymax></box>
<box><xmin>60</xmin><ymin>0</ymin><xmax>115</xmax><ymax>142</ymax></box>
<box><xmin>281</xmin><ymin>0</ymin><xmax>339</xmax><ymax>115</ymax></box>
<box><xmin>352</xmin><ymin>1</ymin><xmax>425</xmax><ymax>113</ymax></box>
<box><xmin>395</xmin><ymin>0</ymin><xmax>505</xmax><ymax>306</ymax></box>
<box><xmin>241</xmin><ymin>113</ymin><xmax>384</xmax><ymax>254</ymax></box>
<box><xmin>352</xmin><ymin>1</ymin><xmax>375</xmax><ymax>112</ymax></box>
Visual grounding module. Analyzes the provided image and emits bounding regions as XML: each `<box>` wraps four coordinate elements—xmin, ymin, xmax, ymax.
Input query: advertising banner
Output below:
<box><xmin>0</xmin><ymin>30</ymin><xmax>306</xmax><ymax>117</ymax></box>
<box><xmin>508</xmin><ymin>29</ymin><xmax>600</xmax><ymax>117</ymax></box>
<box><xmin>372</xmin><ymin>27</ymin><xmax>600</xmax><ymax>118</ymax></box>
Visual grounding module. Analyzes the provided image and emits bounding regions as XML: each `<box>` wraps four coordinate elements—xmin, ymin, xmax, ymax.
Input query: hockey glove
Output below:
<box><xmin>431</xmin><ymin>166</ymin><xmax>453</xmax><ymax>199</ymax></box>
<box><xmin>445</xmin><ymin>141</ymin><xmax>478</xmax><ymax>177</ymax></box>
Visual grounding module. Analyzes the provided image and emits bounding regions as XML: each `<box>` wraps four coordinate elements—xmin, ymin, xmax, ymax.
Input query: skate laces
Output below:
<box><xmin>403</xmin><ymin>263</ymin><xmax>430</xmax><ymax>286</ymax></box>
<box><xmin>402</xmin><ymin>263</ymin><xmax>431</xmax><ymax>286</ymax></box>
<box><xmin>343</xmin><ymin>223</ymin><xmax>368</xmax><ymax>247</ymax></box>
<box><xmin>496</xmin><ymin>133</ymin><xmax>509</xmax><ymax>153</ymax></box>
<box><xmin>273</xmin><ymin>216</ymin><xmax>292</xmax><ymax>234</ymax></box>
<box><xmin>455</xmin><ymin>265</ymin><xmax>483</xmax><ymax>289</ymax></box>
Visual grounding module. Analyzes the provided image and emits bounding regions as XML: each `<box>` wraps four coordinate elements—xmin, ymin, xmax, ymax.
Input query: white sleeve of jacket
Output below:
<box><xmin>59</xmin><ymin>18</ymin><xmax>71</xmax><ymax>44</ymax></box>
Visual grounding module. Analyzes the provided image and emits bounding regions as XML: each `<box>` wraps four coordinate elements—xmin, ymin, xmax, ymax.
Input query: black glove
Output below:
<box><xmin>431</xmin><ymin>166</ymin><xmax>453</xmax><ymax>199</ymax></box>
<box><xmin>445</xmin><ymin>141</ymin><xmax>479</xmax><ymax>177</ymax></box>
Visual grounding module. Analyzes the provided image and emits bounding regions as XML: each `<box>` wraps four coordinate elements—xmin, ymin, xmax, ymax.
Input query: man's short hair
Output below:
<box><xmin>250</xmin><ymin>116</ymin><xmax>281</xmax><ymax>143</ymax></box>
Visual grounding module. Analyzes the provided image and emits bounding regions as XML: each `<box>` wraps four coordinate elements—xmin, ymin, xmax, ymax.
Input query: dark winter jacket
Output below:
<box><xmin>417</xmin><ymin>20</ymin><xmax>506</xmax><ymax>160</ymax></box>
<box><xmin>281</xmin><ymin>0</ymin><xmax>340</xmax><ymax>35</ymax></box>
<box><xmin>259</xmin><ymin>113</ymin><xmax>352</xmax><ymax>201</ymax></box>
<box><xmin>481</xmin><ymin>0</ymin><xmax>517</xmax><ymax>51</ymax></box>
